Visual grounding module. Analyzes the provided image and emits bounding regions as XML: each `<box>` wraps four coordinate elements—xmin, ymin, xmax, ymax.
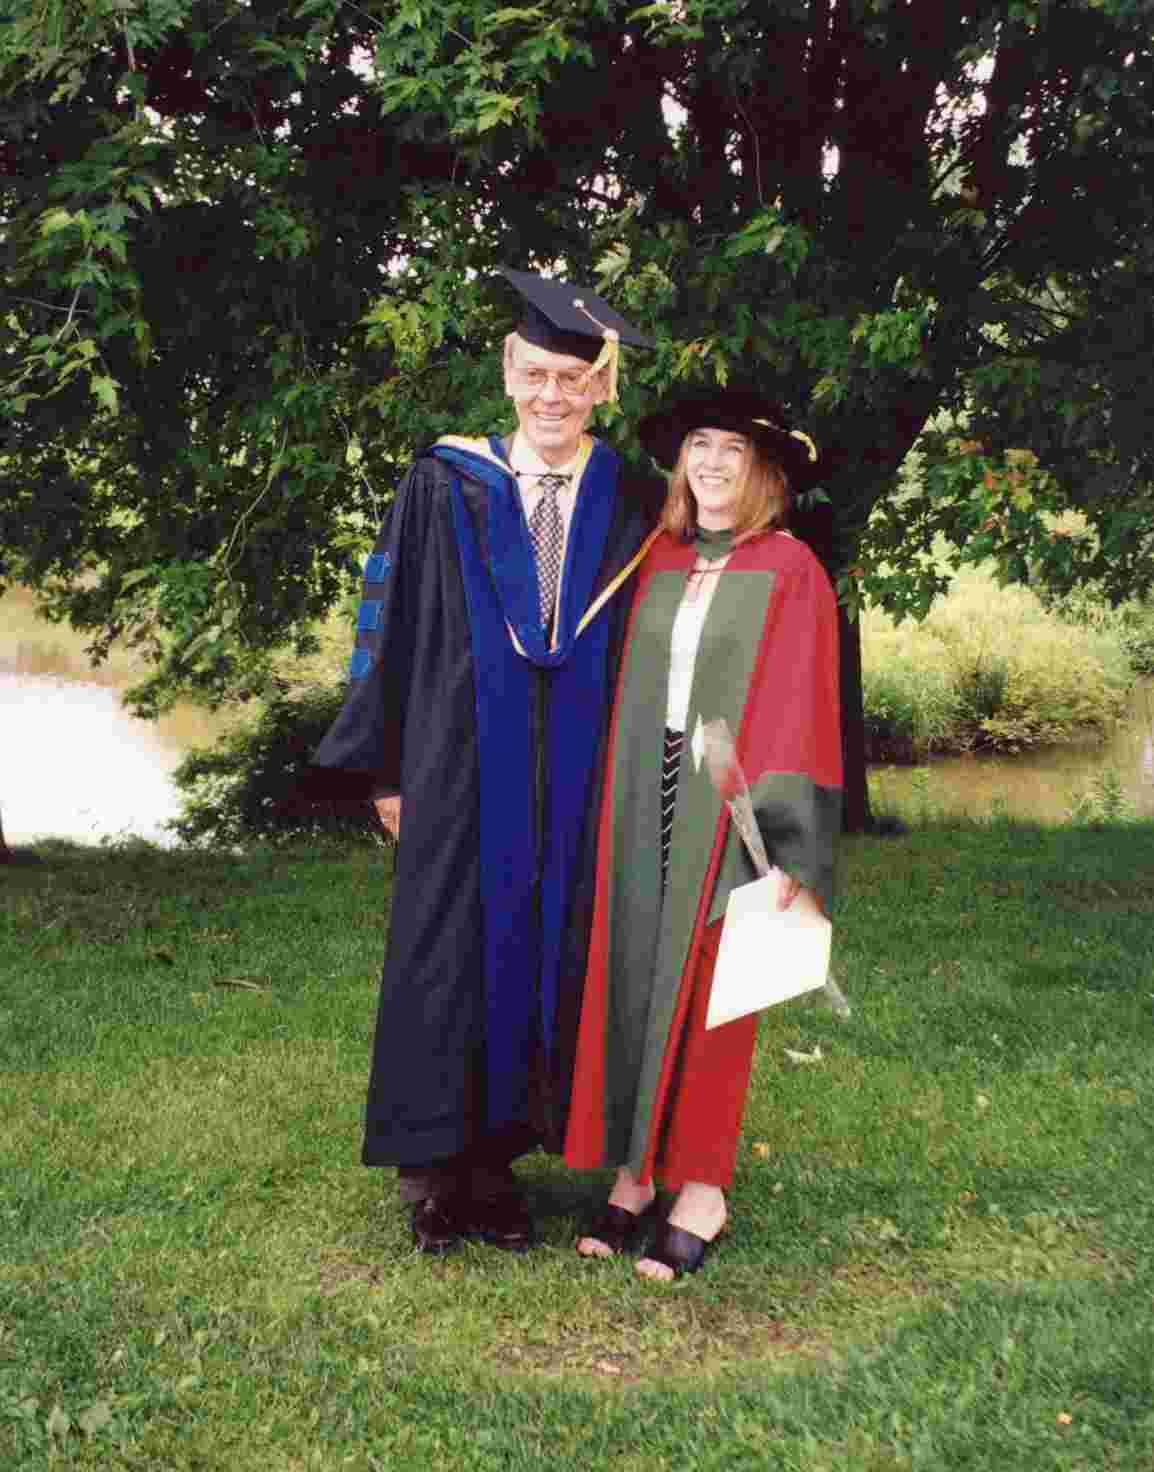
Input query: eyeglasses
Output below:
<box><xmin>512</xmin><ymin>365</ymin><xmax>594</xmax><ymax>397</ymax></box>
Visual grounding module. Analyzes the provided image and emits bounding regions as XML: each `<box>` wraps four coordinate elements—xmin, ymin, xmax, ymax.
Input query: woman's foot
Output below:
<box><xmin>576</xmin><ymin>1168</ymin><xmax>657</xmax><ymax>1258</ymax></box>
<box><xmin>635</xmin><ymin>1184</ymin><xmax>726</xmax><ymax>1281</ymax></box>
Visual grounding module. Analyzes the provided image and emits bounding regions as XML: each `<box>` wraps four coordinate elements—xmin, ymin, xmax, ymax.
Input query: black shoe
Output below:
<box><xmin>411</xmin><ymin>1196</ymin><xmax>463</xmax><ymax>1255</ymax></box>
<box><xmin>637</xmin><ymin>1220</ymin><xmax>720</xmax><ymax>1278</ymax></box>
<box><xmin>577</xmin><ymin>1198</ymin><xmax>658</xmax><ymax>1257</ymax></box>
<box><xmin>458</xmin><ymin>1191</ymin><xmax>536</xmax><ymax>1252</ymax></box>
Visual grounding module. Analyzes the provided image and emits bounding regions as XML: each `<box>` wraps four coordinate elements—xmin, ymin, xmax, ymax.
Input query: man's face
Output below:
<box><xmin>504</xmin><ymin>337</ymin><xmax>606</xmax><ymax>465</ymax></box>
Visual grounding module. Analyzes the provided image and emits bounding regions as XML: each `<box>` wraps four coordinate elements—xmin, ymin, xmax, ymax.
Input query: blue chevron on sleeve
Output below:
<box><xmin>364</xmin><ymin>553</ymin><xmax>391</xmax><ymax>582</ymax></box>
<box><xmin>356</xmin><ymin>600</ymin><xmax>384</xmax><ymax>631</ymax></box>
<box><xmin>348</xmin><ymin>648</ymin><xmax>373</xmax><ymax>679</ymax></box>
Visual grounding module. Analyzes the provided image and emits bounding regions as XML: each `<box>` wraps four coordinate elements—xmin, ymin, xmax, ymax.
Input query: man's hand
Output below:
<box><xmin>374</xmin><ymin>795</ymin><xmax>401</xmax><ymax>840</ymax></box>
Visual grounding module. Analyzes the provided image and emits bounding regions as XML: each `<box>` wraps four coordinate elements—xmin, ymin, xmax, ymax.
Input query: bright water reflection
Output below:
<box><xmin>1</xmin><ymin>674</ymin><xmax>224</xmax><ymax>846</ymax></box>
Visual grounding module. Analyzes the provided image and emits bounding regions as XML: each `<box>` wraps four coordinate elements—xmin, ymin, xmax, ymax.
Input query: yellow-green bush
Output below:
<box><xmin>862</xmin><ymin>619</ymin><xmax>961</xmax><ymax>762</ymax></box>
<box><xmin>863</xmin><ymin>567</ymin><xmax>1132</xmax><ymax>760</ymax></box>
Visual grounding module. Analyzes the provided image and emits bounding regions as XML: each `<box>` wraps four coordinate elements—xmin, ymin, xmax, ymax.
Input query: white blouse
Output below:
<box><xmin>666</xmin><ymin>559</ymin><xmax>729</xmax><ymax>731</ymax></box>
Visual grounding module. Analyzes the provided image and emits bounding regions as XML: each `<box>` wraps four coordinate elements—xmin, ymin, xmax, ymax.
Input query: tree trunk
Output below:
<box><xmin>0</xmin><ymin>808</ymin><xmax>10</xmax><ymax>863</ymax></box>
<box><xmin>839</xmin><ymin>607</ymin><xmax>873</xmax><ymax>834</ymax></box>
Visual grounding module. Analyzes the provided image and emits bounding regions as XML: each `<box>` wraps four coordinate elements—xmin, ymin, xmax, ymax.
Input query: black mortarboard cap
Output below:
<box><xmin>500</xmin><ymin>268</ymin><xmax>653</xmax><ymax>363</ymax></box>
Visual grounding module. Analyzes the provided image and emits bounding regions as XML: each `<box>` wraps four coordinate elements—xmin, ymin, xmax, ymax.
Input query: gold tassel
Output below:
<box><xmin>572</xmin><ymin>298</ymin><xmax>620</xmax><ymax>403</ymax></box>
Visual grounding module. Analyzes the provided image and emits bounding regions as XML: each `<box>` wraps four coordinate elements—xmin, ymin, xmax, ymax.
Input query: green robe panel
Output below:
<box><xmin>603</xmin><ymin>569</ymin><xmax>775</xmax><ymax>1171</ymax></box>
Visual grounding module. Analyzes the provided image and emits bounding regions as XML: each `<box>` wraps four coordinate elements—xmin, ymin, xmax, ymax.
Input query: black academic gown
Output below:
<box><xmin>306</xmin><ymin>436</ymin><xmax>658</xmax><ymax>1167</ymax></box>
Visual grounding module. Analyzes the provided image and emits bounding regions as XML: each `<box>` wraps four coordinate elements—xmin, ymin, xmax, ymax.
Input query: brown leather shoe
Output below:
<box><xmin>410</xmin><ymin>1196</ymin><xmax>463</xmax><ymax>1255</ymax></box>
<box><xmin>458</xmin><ymin>1192</ymin><xmax>536</xmax><ymax>1252</ymax></box>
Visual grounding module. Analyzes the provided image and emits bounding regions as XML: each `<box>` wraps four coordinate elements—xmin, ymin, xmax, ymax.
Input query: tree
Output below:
<box><xmin>3</xmin><ymin>0</ymin><xmax>1153</xmax><ymax>830</ymax></box>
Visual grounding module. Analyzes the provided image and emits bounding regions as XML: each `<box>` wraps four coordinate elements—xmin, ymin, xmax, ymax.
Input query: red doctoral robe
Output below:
<box><xmin>565</xmin><ymin>529</ymin><xmax>842</xmax><ymax>1187</ymax></box>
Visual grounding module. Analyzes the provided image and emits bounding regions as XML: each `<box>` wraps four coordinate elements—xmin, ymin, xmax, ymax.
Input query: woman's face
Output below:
<box><xmin>684</xmin><ymin>427</ymin><xmax>751</xmax><ymax>530</ymax></box>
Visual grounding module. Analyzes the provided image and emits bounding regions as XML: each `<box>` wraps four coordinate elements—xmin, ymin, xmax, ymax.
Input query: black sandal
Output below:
<box><xmin>578</xmin><ymin>1198</ymin><xmax>658</xmax><ymax>1256</ymax></box>
<box><xmin>637</xmin><ymin>1220</ymin><xmax>719</xmax><ymax>1277</ymax></box>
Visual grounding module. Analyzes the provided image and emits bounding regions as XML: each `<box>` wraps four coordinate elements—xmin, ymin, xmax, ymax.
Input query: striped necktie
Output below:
<box><xmin>528</xmin><ymin>473</ymin><xmax>567</xmax><ymax>632</ymax></box>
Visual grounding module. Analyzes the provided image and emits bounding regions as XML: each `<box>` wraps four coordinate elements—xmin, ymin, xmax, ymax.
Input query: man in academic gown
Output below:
<box><xmin>306</xmin><ymin>271</ymin><xmax>660</xmax><ymax>1253</ymax></box>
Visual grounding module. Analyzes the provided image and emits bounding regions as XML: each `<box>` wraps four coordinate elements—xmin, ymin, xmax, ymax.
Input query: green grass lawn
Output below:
<box><xmin>3</xmin><ymin>824</ymin><xmax>1153</xmax><ymax>1470</ymax></box>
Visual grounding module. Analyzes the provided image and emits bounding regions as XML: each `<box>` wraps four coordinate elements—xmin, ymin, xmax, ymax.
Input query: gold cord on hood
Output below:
<box><xmin>752</xmin><ymin>416</ymin><xmax>819</xmax><ymax>463</ymax></box>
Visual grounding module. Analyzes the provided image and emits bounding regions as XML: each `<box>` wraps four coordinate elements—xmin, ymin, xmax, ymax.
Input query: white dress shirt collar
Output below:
<box><xmin>509</xmin><ymin>432</ymin><xmax>583</xmax><ymax>482</ymax></box>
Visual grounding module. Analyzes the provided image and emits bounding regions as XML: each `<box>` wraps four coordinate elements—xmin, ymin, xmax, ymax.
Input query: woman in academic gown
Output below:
<box><xmin>563</xmin><ymin>388</ymin><xmax>842</xmax><ymax>1279</ymax></box>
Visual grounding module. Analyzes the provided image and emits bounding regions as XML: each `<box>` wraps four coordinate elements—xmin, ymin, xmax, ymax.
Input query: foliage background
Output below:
<box><xmin>4</xmin><ymin>0</ymin><xmax>1154</xmax><ymax>827</ymax></box>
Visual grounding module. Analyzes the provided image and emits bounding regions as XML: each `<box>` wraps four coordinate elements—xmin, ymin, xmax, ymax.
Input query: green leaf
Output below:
<box><xmin>479</xmin><ymin>6</ymin><xmax>544</xmax><ymax>30</ymax></box>
<box><xmin>39</xmin><ymin>208</ymin><xmax>76</xmax><ymax>235</ymax></box>
<box><xmin>810</xmin><ymin>375</ymin><xmax>844</xmax><ymax>406</ymax></box>
<box><xmin>90</xmin><ymin>374</ymin><xmax>120</xmax><ymax>415</ymax></box>
<box><xmin>471</xmin><ymin>94</ymin><xmax>521</xmax><ymax>132</ymax></box>
<box><xmin>596</xmin><ymin>244</ymin><xmax>631</xmax><ymax>287</ymax></box>
<box><xmin>377</xmin><ymin>75</ymin><xmax>426</xmax><ymax>112</ymax></box>
<box><xmin>119</xmin><ymin>567</ymin><xmax>156</xmax><ymax>590</ymax></box>
<box><xmin>761</xmin><ymin>225</ymin><xmax>787</xmax><ymax>256</ymax></box>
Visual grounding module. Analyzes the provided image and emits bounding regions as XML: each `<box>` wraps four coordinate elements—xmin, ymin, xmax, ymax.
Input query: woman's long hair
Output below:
<box><xmin>660</xmin><ymin>435</ymin><xmax>791</xmax><ymax>544</ymax></box>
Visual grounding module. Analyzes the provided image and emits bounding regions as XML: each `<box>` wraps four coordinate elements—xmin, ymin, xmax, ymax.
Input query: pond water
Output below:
<box><xmin>870</xmin><ymin>678</ymin><xmax>1154</xmax><ymax>824</ymax></box>
<box><xmin>3</xmin><ymin>673</ymin><xmax>1153</xmax><ymax>846</ymax></box>
<box><xmin>1</xmin><ymin>674</ymin><xmax>226</xmax><ymax>846</ymax></box>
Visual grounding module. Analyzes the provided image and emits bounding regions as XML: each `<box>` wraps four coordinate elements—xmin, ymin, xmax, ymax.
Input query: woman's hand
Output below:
<box><xmin>776</xmin><ymin>871</ymin><xmax>823</xmax><ymax>916</ymax></box>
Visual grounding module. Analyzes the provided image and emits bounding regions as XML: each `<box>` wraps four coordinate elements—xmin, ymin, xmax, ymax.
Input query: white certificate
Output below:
<box><xmin>705</xmin><ymin>873</ymin><xmax>832</xmax><ymax>1030</ymax></box>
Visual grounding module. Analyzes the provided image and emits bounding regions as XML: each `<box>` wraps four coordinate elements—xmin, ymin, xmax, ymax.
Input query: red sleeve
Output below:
<box><xmin>739</xmin><ymin>537</ymin><xmax>842</xmax><ymax>790</ymax></box>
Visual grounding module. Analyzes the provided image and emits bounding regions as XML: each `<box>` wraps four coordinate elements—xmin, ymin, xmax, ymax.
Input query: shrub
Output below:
<box><xmin>863</xmin><ymin>567</ymin><xmax>1133</xmax><ymax>760</ymax></box>
<box><xmin>1038</xmin><ymin>584</ymin><xmax>1154</xmax><ymax>677</ymax></box>
<box><xmin>861</xmin><ymin>621</ymin><xmax>961</xmax><ymax>762</ymax></box>
<box><xmin>1118</xmin><ymin>602</ymin><xmax>1154</xmax><ymax>676</ymax></box>
<box><xmin>1065</xmin><ymin>768</ymin><xmax>1139</xmax><ymax>827</ymax></box>
<box><xmin>169</xmin><ymin>684</ymin><xmax>380</xmax><ymax>846</ymax></box>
